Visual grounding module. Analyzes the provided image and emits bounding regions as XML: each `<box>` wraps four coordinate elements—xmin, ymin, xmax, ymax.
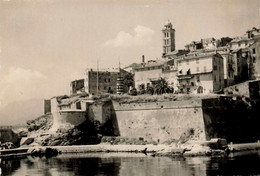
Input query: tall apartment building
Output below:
<box><xmin>70</xmin><ymin>68</ymin><xmax>129</xmax><ymax>95</ymax></box>
<box><xmin>84</xmin><ymin>68</ymin><xmax>129</xmax><ymax>95</ymax></box>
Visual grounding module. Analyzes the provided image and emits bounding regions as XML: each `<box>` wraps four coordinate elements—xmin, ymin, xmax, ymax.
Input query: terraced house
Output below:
<box><xmin>176</xmin><ymin>52</ymin><xmax>224</xmax><ymax>94</ymax></box>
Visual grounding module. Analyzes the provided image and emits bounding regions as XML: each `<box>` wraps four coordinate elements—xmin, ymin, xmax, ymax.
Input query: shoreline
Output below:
<box><xmin>1</xmin><ymin>142</ymin><xmax>260</xmax><ymax>159</ymax></box>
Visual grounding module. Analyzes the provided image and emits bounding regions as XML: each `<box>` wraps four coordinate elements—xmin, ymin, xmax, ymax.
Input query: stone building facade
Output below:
<box><xmin>134</xmin><ymin>59</ymin><xmax>178</xmax><ymax>92</ymax></box>
<box><xmin>84</xmin><ymin>68</ymin><xmax>129</xmax><ymax>95</ymax></box>
<box><xmin>70</xmin><ymin>79</ymin><xmax>85</xmax><ymax>95</ymax></box>
<box><xmin>177</xmin><ymin>53</ymin><xmax>224</xmax><ymax>94</ymax></box>
<box><xmin>249</xmin><ymin>41</ymin><xmax>260</xmax><ymax>79</ymax></box>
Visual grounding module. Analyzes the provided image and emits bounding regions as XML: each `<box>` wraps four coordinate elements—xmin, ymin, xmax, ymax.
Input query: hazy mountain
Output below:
<box><xmin>0</xmin><ymin>99</ymin><xmax>44</xmax><ymax>125</ymax></box>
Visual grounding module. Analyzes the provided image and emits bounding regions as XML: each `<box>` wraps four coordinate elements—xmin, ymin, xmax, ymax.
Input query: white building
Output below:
<box><xmin>177</xmin><ymin>52</ymin><xmax>224</xmax><ymax>94</ymax></box>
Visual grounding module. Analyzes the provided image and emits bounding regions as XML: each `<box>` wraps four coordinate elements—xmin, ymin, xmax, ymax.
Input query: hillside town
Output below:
<box><xmin>2</xmin><ymin>1</ymin><xmax>260</xmax><ymax>175</ymax></box>
<box><xmin>2</xmin><ymin>22</ymin><xmax>260</xmax><ymax>160</ymax></box>
<box><xmin>69</xmin><ymin>22</ymin><xmax>260</xmax><ymax>97</ymax></box>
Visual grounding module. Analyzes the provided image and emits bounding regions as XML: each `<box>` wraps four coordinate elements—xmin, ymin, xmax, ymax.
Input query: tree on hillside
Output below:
<box><xmin>153</xmin><ymin>78</ymin><xmax>173</xmax><ymax>94</ymax></box>
<box><xmin>123</xmin><ymin>73</ymin><xmax>134</xmax><ymax>92</ymax></box>
<box><xmin>219</xmin><ymin>37</ymin><xmax>233</xmax><ymax>47</ymax></box>
<box><xmin>146</xmin><ymin>85</ymin><xmax>154</xmax><ymax>95</ymax></box>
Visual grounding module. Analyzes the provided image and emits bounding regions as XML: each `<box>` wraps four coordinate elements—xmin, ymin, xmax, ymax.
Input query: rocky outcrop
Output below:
<box><xmin>28</xmin><ymin>147</ymin><xmax>60</xmax><ymax>157</ymax></box>
<box><xmin>32</xmin><ymin>120</ymin><xmax>100</xmax><ymax>146</ymax></box>
<box><xmin>27</xmin><ymin>113</ymin><xmax>53</xmax><ymax>132</ymax></box>
<box><xmin>0</xmin><ymin>142</ymin><xmax>16</xmax><ymax>149</ymax></box>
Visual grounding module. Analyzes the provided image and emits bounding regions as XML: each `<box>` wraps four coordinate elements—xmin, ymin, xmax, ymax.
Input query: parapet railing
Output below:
<box><xmin>0</xmin><ymin>126</ymin><xmax>13</xmax><ymax>130</ymax></box>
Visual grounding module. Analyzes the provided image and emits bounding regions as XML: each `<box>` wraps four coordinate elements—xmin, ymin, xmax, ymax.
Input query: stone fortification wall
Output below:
<box><xmin>51</xmin><ymin>111</ymin><xmax>86</xmax><ymax>130</ymax></box>
<box><xmin>87</xmin><ymin>101</ymin><xmax>111</xmax><ymax>124</ymax></box>
<box><xmin>202</xmin><ymin>97</ymin><xmax>260</xmax><ymax>143</ymax></box>
<box><xmin>224</xmin><ymin>81</ymin><xmax>250</xmax><ymax>97</ymax></box>
<box><xmin>111</xmin><ymin>100</ymin><xmax>206</xmax><ymax>143</ymax></box>
<box><xmin>224</xmin><ymin>80</ymin><xmax>260</xmax><ymax>99</ymax></box>
<box><xmin>50</xmin><ymin>95</ymin><xmax>260</xmax><ymax>144</ymax></box>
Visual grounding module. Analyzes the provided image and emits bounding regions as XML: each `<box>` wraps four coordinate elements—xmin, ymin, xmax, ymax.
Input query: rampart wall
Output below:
<box><xmin>111</xmin><ymin>100</ymin><xmax>206</xmax><ymax>143</ymax></box>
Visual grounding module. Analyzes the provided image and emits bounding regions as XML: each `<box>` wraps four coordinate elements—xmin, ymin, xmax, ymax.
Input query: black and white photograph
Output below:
<box><xmin>1</xmin><ymin>0</ymin><xmax>260</xmax><ymax>175</ymax></box>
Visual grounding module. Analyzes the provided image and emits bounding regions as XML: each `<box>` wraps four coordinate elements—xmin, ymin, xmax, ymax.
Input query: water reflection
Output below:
<box><xmin>2</xmin><ymin>151</ymin><xmax>260</xmax><ymax>176</ymax></box>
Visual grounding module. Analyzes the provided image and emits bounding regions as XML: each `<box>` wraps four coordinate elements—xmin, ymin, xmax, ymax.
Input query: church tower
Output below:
<box><xmin>162</xmin><ymin>21</ymin><xmax>175</xmax><ymax>57</ymax></box>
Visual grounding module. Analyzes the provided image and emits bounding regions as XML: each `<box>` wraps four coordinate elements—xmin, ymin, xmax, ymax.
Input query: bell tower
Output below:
<box><xmin>162</xmin><ymin>21</ymin><xmax>175</xmax><ymax>57</ymax></box>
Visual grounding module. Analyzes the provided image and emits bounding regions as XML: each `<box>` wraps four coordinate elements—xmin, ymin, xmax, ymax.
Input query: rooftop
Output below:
<box><xmin>85</xmin><ymin>68</ymin><xmax>121</xmax><ymax>73</ymax></box>
<box><xmin>178</xmin><ymin>52</ymin><xmax>220</xmax><ymax>61</ymax></box>
<box><xmin>230</xmin><ymin>35</ymin><xmax>250</xmax><ymax>43</ymax></box>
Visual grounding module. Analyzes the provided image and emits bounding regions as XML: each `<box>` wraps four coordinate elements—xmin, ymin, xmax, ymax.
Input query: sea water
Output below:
<box><xmin>2</xmin><ymin>151</ymin><xmax>260</xmax><ymax>176</ymax></box>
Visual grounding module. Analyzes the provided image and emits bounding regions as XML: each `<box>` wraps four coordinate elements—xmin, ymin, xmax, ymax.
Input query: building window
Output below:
<box><xmin>196</xmin><ymin>59</ymin><xmax>199</xmax><ymax>64</ymax></box>
<box><xmin>196</xmin><ymin>67</ymin><xmax>199</xmax><ymax>72</ymax></box>
<box><xmin>214</xmin><ymin>75</ymin><xmax>216</xmax><ymax>82</ymax></box>
<box><xmin>214</xmin><ymin>65</ymin><xmax>218</xmax><ymax>70</ymax></box>
<box><xmin>253</xmin><ymin>57</ymin><xmax>256</xmax><ymax>63</ymax></box>
<box><xmin>108</xmin><ymin>78</ymin><xmax>110</xmax><ymax>82</ymax></box>
<box><xmin>197</xmin><ymin>76</ymin><xmax>200</xmax><ymax>82</ymax></box>
<box><xmin>104</xmin><ymin>78</ymin><xmax>107</xmax><ymax>82</ymax></box>
<box><xmin>253</xmin><ymin>48</ymin><xmax>256</xmax><ymax>54</ymax></box>
<box><xmin>104</xmin><ymin>86</ymin><xmax>107</xmax><ymax>90</ymax></box>
<box><xmin>204</xmin><ymin>66</ymin><xmax>207</xmax><ymax>72</ymax></box>
<box><xmin>238</xmin><ymin>43</ymin><xmax>241</xmax><ymax>47</ymax></box>
<box><xmin>191</xmin><ymin>82</ymin><xmax>194</xmax><ymax>86</ymax></box>
<box><xmin>76</xmin><ymin>102</ymin><xmax>81</xmax><ymax>110</ymax></box>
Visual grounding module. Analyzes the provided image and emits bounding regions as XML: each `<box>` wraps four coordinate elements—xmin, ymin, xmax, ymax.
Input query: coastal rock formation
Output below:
<box><xmin>0</xmin><ymin>142</ymin><xmax>16</xmax><ymax>149</ymax></box>
<box><xmin>28</xmin><ymin>147</ymin><xmax>59</xmax><ymax>157</ymax></box>
<box><xmin>27</xmin><ymin>113</ymin><xmax>53</xmax><ymax>132</ymax></box>
<box><xmin>31</xmin><ymin>120</ymin><xmax>101</xmax><ymax>146</ymax></box>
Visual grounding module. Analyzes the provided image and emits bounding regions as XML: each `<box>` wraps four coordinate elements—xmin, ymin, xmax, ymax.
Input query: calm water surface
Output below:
<box><xmin>2</xmin><ymin>151</ymin><xmax>260</xmax><ymax>176</ymax></box>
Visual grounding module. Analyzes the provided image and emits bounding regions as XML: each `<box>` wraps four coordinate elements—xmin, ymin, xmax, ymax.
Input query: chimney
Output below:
<box><xmin>142</xmin><ymin>55</ymin><xmax>145</xmax><ymax>63</ymax></box>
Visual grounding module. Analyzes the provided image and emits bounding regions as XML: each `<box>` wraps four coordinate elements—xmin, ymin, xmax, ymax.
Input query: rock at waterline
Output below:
<box><xmin>28</xmin><ymin>147</ymin><xmax>60</xmax><ymax>157</ymax></box>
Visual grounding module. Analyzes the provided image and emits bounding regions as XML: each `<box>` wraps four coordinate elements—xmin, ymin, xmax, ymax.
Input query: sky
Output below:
<box><xmin>0</xmin><ymin>0</ymin><xmax>260</xmax><ymax>123</ymax></box>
